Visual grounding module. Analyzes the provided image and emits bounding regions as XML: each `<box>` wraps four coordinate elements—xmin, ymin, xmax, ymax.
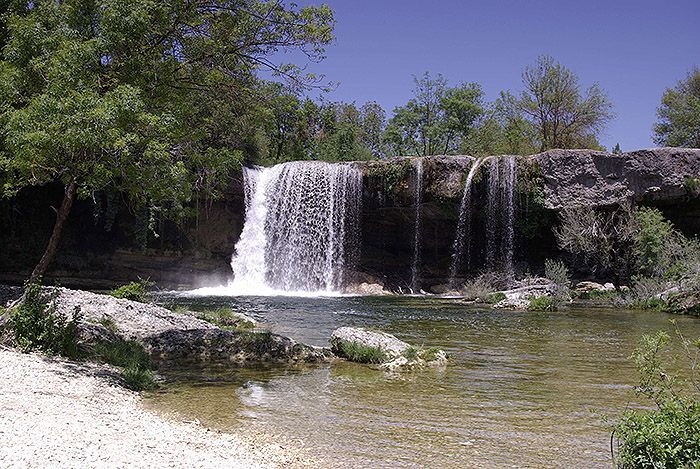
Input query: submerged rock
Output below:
<box><xmin>145</xmin><ymin>329</ymin><xmax>332</xmax><ymax>364</ymax></box>
<box><xmin>330</xmin><ymin>327</ymin><xmax>447</xmax><ymax>371</ymax></box>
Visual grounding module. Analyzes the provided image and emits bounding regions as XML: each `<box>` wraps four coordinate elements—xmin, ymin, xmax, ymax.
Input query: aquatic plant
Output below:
<box><xmin>527</xmin><ymin>295</ymin><xmax>555</xmax><ymax>312</ymax></box>
<box><xmin>336</xmin><ymin>340</ymin><xmax>387</xmax><ymax>364</ymax></box>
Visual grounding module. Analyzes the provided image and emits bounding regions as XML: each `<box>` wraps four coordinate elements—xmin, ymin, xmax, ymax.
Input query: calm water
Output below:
<box><xmin>146</xmin><ymin>295</ymin><xmax>700</xmax><ymax>468</ymax></box>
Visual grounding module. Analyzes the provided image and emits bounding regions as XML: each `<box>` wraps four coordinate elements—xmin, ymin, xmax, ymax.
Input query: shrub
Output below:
<box><xmin>633</xmin><ymin>207</ymin><xmax>676</xmax><ymax>276</ymax></box>
<box><xmin>110</xmin><ymin>278</ymin><xmax>154</xmax><ymax>303</ymax></box>
<box><xmin>336</xmin><ymin>340</ymin><xmax>387</xmax><ymax>364</ymax></box>
<box><xmin>544</xmin><ymin>258</ymin><xmax>571</xmax><ymax>303</ymax></box>
<box><xmin>527</xmin><ymin>295</ymin><xmax>555</xmax><ymax>312</ymax></box>
<box><xmin>461</xmin><ymin>275</ymin><xmax>495</xmax><ymax>301</ymax></box>
<box><xmin>614</xmin><ymin>329</ymin><xmax>700</xmax><ymax>467</ymax></box>
<box><xmin>121</xmin><ymin>365</ymin><xmax>157</xmax><ymax>391</ymax></box>
<box><xmin>554</xmin><ymin>204</ymin><xmax>635</xmax><ymax>279</ymax></box>
<box><xmin>9</xmin><ymin>283</ymin><xmax>81</xmax><ymax>358</ymax></box>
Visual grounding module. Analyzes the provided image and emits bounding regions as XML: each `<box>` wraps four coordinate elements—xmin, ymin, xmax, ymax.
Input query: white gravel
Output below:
<box><xmin>0</xmin><ymin>347</ymin><xmax>312</xmax><ymax>468</ymax></box>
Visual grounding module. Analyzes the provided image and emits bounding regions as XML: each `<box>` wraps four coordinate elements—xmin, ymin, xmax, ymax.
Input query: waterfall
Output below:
<box><xmin>485</xmin><ymin>155</ymin><xmax>517</xmax><ymax>277</ymax></box>
<box><xmin>448</xmin><ymin>156</ymin><xmax>487</xmax><ymax>288</ymax></box>
<box><xmin>410</xmin><ymin>159</ymin><xmax>424</xmax><ymax>293</ymax></box>
<box><xmin>198</xmin><ymin>161</ymin><xmax>362</xmax><ymax>296</ymax></box>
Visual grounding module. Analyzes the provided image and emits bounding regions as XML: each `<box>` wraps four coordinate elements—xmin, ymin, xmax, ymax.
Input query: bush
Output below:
<box><xmin>9</xmin><ymin>283</ymin><xmax>81</xmax><ymax>358</ymax></box>
<box><xmin>461</xmin><ymin>275</ymin><xmax>495</xmax><ymax>301</ymax></box>
<box><xmin>527</xmin><ymin>295</ymin><xmax>555</xmax><ymax>312</ymax></box>
<box><xmin>544</xmin><ymin>258</ymin><xmax>571</xmax><ymax>303</ymax></box>
<box><xmin>336</xmin><ymin>340</ymin><xmax>387</xmax><ymax>364</ymax></box>
<box><xmin>614</xmin><ymin>329</ymin><xmax>700</xmax><ymax>467</ymax></box>
<box><xmin>120</xmin><ymin>365</ymin><xmax>157</xmax><ymax>391</ymax></box>
<box><xmin>110</xmin><ymin>279</ymin><xmax>154</xmax><ymax>303</ymax></box>
<box><xmin>633</xmin><ymin>207</ymin><xmax>676</xmax><ymax>276</ymax></box>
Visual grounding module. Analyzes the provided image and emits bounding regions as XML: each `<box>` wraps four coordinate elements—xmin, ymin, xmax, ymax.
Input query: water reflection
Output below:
<box><xmin>147</xmin><ymin>295</ymin><xmax>700</xmax><ymax>467</ymax></box>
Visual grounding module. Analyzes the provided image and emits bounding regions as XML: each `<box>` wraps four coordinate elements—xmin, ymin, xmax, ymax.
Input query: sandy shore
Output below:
<box><xmin>0</xmin><ymin>347</ymin><xmax>311</xmax><ymax>468</ymax></box>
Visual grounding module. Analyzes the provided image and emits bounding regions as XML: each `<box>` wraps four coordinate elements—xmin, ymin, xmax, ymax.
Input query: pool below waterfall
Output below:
<box><xmin>146</xmin><ymin>295</ymin><xmax>700</xmax><ymax>467</ymax></box>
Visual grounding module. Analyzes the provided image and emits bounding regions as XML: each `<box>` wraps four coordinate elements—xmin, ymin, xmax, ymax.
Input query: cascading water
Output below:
<box><xmin>195</xmin><ymin>161</ymin><xmax>362</xmax><ymax>296</ymax></box>
<box><xmin>485</xmin><ymin>155</ymin><xmax>517</xmax><ymax>277</ymax></box>
<box><xmin>448</xmin><ymin>156</ymin><xmax>486</xmax><ymax>288</ymax></box>
<box><xmin>410</xmin><ymin>159</ymin><xmax>424</xmax><ymax>293</ymax></box>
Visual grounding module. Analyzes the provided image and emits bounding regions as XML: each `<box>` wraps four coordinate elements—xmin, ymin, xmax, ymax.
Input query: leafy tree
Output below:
<box><xmin>462</xmin><ymin>91</ymin><xmax>538</xmax><ymax>156</ymax></box>
<box><xmin>654</xmin><ymin>68</ymin><xmax>700</xmax><ymax>148</ymax></box>
<box><xmin>0</xmin><ymin>0</ymin><xmax>334</xmax><ymax>281</ymax></box>
<box><xmin>516</xmin><ymin>55</ymin><xmax>613</xmax><ymax>151</ymax></box>
<box><xmin>384</xmin><ymin>72</ymin><xmax>484</xmax><ymax>156</ymax></box>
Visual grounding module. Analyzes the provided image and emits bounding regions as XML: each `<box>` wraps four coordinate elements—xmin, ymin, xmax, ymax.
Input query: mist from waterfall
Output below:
<box><xmin>191</xmin><ymin>161</ymin><xmax>362</xmax><ymax>296</ymax></box>
<box><xmin>410</xmin><ymin>159</ymin><xmax>424</xmax><ymax>294</ymax></box>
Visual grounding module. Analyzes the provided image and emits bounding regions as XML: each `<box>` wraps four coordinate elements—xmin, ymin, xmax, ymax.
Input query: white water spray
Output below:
<box><xmin>410</xmin><ymin>159</ymin><xmax>424</xmax><ymax>293</ymax></box>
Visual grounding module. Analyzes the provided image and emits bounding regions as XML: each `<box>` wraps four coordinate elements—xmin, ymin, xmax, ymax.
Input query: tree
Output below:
<box><xmin>516</xmin><ymin>55</ymin><xmax>613</xmax><ymax>151</ymax></box>
<box><xmin>384</xmin><ymin>72</ymin><xmax>484</xmax><ymax>156</ymax></box>
<box><xmin>654</xmin><ymin>68</ymin><xmax>700</xmax><ymax>148</ymax></box>
<box><xmin>0</xmin><ymin>0</ymin><xmax>334</xmax><ymax>281</ymax></box>
<box><xmin>612</xmin><ymin>143</ymin><xmax>622</xmax><ymax>154</ymax></box>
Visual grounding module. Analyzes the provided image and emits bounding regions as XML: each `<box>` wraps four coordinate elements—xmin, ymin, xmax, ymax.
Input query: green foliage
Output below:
<box><xmin>120</xmin><ymin>364</ymin><xmax>156</xmax><ymax>392</ymax></box>
<box><xmin>384</xmin><ymin>72</ymin><xmax>485</xmax><ymax>156</ymax></box>
<box><xmin>92</xmin><ymin>338</ymin><xmax>155</xmax><ymax>391</ymax></box>
<box><xmin>684</xmin><ymin>177</ymin><xmax>700</xmax><ymax>198</ymax></box>
<box><xmin>9</xmin><ymin>283</ymin><xmax>81</xmax><ymax>358</ymax></box>
<box><xmin>487</xmin><ymin>292</ymin><xmax>507</xmax><ymax>304</ymax></box>
<box><xmin>420</xmin><ymin>347</ymin><xmax>445</xmax><ymax>362</ymax></box>
<box><xmin>527</xmin><ymin>295</ymin><xmax>555</xmax><ymax>312</ymax></box>
<box><xmin>110</xmin><ymin>279</ymin><xmax>154</xmax><ymax>303</ymax></box>
<box><xmin>402</xmin><ymin>346</ymin><xmax>419</xmax><ymax>361</ymax></box>
<box><xmin>614</xmin><ymin>329</ymin><xmax>700</xmax><ymax>467</ymax></box>
<box><xmin>654</xmin><ymin>68</ymin><xmax>700</xmax><ymax>148</ymax></box>
<box><xmin>612</xmin><ymin>143</ymin><xmax>623</xmax><ymax>155</ymax></box>
<box><xmin>633</xmin><ymin>207</ymin><xmax>676</xmax><ymax>276</ymax></box>
<box><xmin>196</xmin><ymin>307</ymin><xmax>255</xmax><ymax>331</ymax></box>
<box><xmin>336</xmin><ymin>340</ymin><xmax>387</xmax><ymax>364</ymax></box>
<box><xmin>0</xmin><ymin>0</ymin><xmax>335</xmax><ymax>273</ymax></box>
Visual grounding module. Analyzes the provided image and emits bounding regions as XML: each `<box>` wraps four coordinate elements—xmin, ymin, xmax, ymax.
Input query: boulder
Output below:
<box><xmin>493</xmin><ymin>297</ymin><xmax>531</xmax><ymax>310</ymax></box>
<box><xmin>345</xmin><ymin>282</ymin><xmax>389</xmax><ymax>295</ymax></box>
<box><xmin>500</xmin><ymin>283</ymin><xmax>556</xmax><ymax>301</ymax></box>
<box><xmin>329</xmin><ymin>326</ymin><xmax>447</xmax><ymax>370</ymax></box>
<box><xmin>574</xmin><ymin>281</ymin><xmax>616</xmax><ymax>294</ymax></box>
<box><xmin>330</xmin><ymin>327</ymin><xmax>409</xmax><ymax>359</ymax></box>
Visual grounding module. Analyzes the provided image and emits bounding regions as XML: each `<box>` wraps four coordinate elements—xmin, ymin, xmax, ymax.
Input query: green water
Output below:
<box><xmin>146</xmin><ymin>295</ymin><xmax>700</xmax><ymax>467</ymax></box>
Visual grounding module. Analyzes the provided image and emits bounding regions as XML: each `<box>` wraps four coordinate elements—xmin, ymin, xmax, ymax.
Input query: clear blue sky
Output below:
<box><xmin>289</xmin><ymin>0</ymin><xmax>700</xmax><ymax>152</ymax></box>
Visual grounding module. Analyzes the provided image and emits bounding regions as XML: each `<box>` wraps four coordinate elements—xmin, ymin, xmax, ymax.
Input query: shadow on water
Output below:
<box><xmin>147</xmin><ymin>294</ymin><xmax>700</xmax><ymax>467</ymax></box>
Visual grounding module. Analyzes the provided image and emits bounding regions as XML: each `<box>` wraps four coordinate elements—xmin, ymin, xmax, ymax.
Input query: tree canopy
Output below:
<box><xmin>654</xmin><ymin>68</ymin><xmax>700</xmax><ymax>148</ymax></box>
<box><xmin>0</xmin><ymin>0</ymin><xmax>334</xmax><ymax>278</ymax></box>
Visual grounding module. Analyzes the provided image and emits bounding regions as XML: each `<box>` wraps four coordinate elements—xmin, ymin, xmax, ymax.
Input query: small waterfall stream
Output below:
<box><xmin>486</xmin><ymin>155</ymin><xmax>517</xmax><ymax>277</ymax></box>
<box><xmin>449</xmin><ymin>155</ymin><xmax>517</xmax><ymax>288</ymax></box>
<box><xmin>449</xmin><ymin>156</ymin><xmax>487</xmax><ymax>288</ymax></box>
<box><xmin>410</xmin><ymin>159</ymin><xmax>424</xmax><ymax>293</ymax></box>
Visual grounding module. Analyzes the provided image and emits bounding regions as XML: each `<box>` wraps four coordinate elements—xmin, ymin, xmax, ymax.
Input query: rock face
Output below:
<box><xmin>1</xmin><ymin>148</ymin><xmax>698</xmax><ymax>290</ymax></box>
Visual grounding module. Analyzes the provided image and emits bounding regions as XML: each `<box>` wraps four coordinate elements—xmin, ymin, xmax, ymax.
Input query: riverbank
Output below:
<box><xmin>0</xmin><ymin>347</ymin><xmax>313</xmax><ymax>468</ymax></box>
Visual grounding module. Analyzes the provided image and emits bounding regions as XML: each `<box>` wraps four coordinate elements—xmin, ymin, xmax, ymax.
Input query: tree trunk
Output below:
<box><xmin>30</xmin><ymin>182</ymin><xmax>78</xmax><ymax>283</ymax></box>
